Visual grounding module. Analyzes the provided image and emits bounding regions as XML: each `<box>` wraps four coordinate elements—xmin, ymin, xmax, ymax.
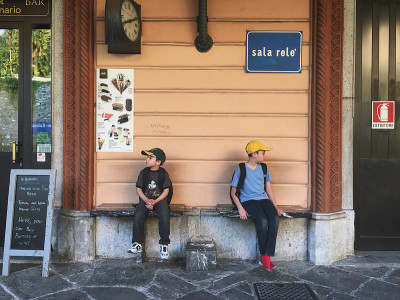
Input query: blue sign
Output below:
<box><xmin>246</xmin><ymin>31</ymin><xmax>302</xmax><ymax>73</ymax></box>
<box><xmin>32</xmin><ymin>122</ymin><xmax>51</xmax><ymax>134</ymax></box>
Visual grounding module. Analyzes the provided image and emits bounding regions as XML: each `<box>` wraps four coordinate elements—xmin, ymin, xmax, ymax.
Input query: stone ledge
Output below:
<box><xmin>90</xmin><ymin>203</ymin><xmax>311</xmax><ymax>219</ymax></box>
<box><xmin>90</xmin><ymin>203</ymin><xmax>185</xmax><ymax>217</ymax></box>
<box><xmin>216</xmin><ymin>204</ymin><xmax>312</xmax><ymax>218</ymax></box>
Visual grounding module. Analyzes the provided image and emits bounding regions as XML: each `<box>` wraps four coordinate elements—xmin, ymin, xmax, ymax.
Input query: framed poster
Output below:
<box><xmin>96</xmin><ymin>69</ymin><xmax>134</xmax><ymax>152</ymax></box>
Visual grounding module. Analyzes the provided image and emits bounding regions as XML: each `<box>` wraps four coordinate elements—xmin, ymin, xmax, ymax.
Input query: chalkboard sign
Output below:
<box><xmin>2</xmin><ymin>169</ymin><xmax>56</xmax><ymax>277</ymax></box>
<box><xmin>11</xmin><ymin>175</ymin><xmax>50</xmax><ymax>250</ymax></box>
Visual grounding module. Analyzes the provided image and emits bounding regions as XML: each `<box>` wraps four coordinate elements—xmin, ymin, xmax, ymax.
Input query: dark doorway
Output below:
<box><xmin>0</xmin><ymin>17</ymin><xmax>51</xmax><ymax>246</ymax></box>
<box><xmin>354</xmin><ymin>0</ymin><xmax>400</xmax><ymax>250</ymax></box>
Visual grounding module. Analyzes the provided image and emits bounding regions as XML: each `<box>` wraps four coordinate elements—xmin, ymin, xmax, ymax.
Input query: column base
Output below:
<box><xmin>57</xmin><ymin>209</ymin><xmax>95</xmax><ymax>262</ymax></box>
<box><xmin>308</xmin><ymin>211</ymin><xmax>348</xmax><ymax>265</ymax></box>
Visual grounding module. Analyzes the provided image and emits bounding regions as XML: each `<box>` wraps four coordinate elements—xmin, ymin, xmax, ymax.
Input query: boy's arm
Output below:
<box><xmin>230</xmin><ymin>187</ymin><xmax>249</xmax><ymax>220</ymax></box>
<box><xmin>153</xmin><ymin>188</ymin><xmax>169</xmax><ymax>205</ymax></box>
<box><xmin>265</xmin><ymin>181</ymin><xmax>284</xmax><ymax>216</ymax></box>
<box><xmin>136</xmin><ymin>187</ymin><xmax>152</xmax><ymax>205</ymax></box>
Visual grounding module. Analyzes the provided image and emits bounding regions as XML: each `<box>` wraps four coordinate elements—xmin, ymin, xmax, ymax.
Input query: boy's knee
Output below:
<box><xmin>258</xmin><ymin>218</ymin><xmax>268</xmax><ymax>230</ymax></box>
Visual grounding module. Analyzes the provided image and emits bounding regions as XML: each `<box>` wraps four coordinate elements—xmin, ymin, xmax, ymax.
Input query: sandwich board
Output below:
<box><xmin>2</xmin><ymin>169</ymin><xmax>56</xmax><ymax>277</ymax></box>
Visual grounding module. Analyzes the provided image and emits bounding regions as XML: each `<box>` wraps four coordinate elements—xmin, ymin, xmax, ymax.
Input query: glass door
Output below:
<box><xmin>0</xmin><ymin>23</ymin><xmax>51</xmax><ymax>246</ymax></box>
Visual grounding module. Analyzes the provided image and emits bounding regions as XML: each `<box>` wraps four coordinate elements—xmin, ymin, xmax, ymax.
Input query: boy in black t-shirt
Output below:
<box><xmin>128</xmin><ymin>148</ymin><xmax>171</xmax><ymax>259</ymax></box>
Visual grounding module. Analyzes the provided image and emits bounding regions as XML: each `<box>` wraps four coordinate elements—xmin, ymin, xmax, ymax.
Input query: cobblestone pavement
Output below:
<box><xmin>0</xmin><ymin>251</ymin><xmax>399</xmax><ymax>300</ymax></box>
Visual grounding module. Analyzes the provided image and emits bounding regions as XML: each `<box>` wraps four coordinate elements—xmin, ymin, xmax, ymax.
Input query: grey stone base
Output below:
<box><xmin>186</xmin><ymin>236</ymin><xmax>216</xmax><ymax>271</ymax></box>
<box><xmin>92</xmin><ymin>210</ymin><xmax>309</xmax><ymax>261</ymax></box>
<box><xmin>308</xmin><ymin>211</ymin><xmax>348</xmax><ymax>265</ymax></box>
<box><xmin>57</xmin><ymin>209</ymin><xmax>95</xmax><ymax>262</ymax></box>
<box><xmin>55</xmin><ymin>208</ymin><xmax>354</xmax><ymax>265</ymax></box>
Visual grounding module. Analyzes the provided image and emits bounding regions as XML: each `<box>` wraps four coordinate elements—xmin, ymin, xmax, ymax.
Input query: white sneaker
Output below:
<box><xmin>160</xmin><ymin>244</ymin><xmax>169</xmax><ymax>259</ymax></box>
<box><xmin>128</xmin><ymin>242</ymin><xmax>142</xmax><ymax>254</ymax></box>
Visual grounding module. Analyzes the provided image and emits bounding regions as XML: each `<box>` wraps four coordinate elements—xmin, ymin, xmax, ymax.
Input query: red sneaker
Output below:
<box><xmin>259</xmin><ymin>255</ymin><xmax>273</xmax><ymax>272</ymax></box>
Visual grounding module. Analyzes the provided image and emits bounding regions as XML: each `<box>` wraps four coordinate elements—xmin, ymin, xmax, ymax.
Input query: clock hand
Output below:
<box><xmin>122</xmin><ymin>17</ymin><xmax>138</xmax><ymax>25</ymax></box>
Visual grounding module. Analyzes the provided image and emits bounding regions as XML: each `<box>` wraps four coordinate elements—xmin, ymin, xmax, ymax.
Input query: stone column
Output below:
<box><xmin>342</xmin><ymin>0</ymin><xmax>355</xmax><ymax>256</ymax></box>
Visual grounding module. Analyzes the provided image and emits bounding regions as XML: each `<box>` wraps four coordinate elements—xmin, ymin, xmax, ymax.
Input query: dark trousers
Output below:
<box><xmin>242</xmin><ymin>199</ymin><xmax>279</xmax><ymax>256</ymax></box>
<box><xmin>132</xmin><ymin>199</ymin><xmax>170</xmax><ymax>245</ymax></box>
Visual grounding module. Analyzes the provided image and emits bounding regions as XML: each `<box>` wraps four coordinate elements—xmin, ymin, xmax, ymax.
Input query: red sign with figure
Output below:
<box><xmin>372</xmin><ymin>101</ymin><xmax>395</xmax><ymax>129</ymax></box>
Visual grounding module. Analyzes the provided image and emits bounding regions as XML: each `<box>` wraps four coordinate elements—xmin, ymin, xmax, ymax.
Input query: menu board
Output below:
<box><xmin>96</xmin><ymin>68</ymin><xmax>134</xmax><ymax>152</ymax></box>
<box><xmin>11</xmin><ymin>175</ymin><xmax>49</xmax><ymax>250</ymax></box>
<box><xmin>2</xmin><ymin>169</ymin><xmax>56</xmax><ymax>277</ymax></box>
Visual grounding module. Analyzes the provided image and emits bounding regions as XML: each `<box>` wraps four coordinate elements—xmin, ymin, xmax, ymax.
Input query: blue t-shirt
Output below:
<box><xmin>231</xmin><ymin>164</ymin><xmax>272</xmax><ymax>203</ymax></box>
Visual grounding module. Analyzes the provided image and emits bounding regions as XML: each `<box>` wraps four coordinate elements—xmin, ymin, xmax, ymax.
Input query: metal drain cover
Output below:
<box><xmin>254</xmin><ymin>283</ymin><xmax>319</xmax><ymax>300</ymax></box>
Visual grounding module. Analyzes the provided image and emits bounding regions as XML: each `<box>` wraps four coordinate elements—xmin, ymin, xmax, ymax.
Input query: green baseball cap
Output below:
<box><xmin>141</xmin><ymin>148</ymin><xmax>166</xmax><ymax>165</ymax></box>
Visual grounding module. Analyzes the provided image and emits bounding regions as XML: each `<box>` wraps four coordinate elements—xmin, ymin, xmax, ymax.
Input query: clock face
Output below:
<box><xmin>121</xmin><ymin>0</ymin><xmax>140</xmax><ymax>42</ymax></box>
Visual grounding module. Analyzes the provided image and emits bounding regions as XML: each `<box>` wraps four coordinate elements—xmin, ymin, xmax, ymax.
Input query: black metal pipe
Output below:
<box><xmin>195</xmin><ymin>0</ymin><xmax>213</xmax><ymax>52</ymax></box>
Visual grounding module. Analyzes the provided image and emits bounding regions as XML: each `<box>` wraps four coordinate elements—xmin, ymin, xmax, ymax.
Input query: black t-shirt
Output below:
<box><xmin>136</xmin><ymin>168</ymin><xmax>171</xmax><ymax>199</ymax></box>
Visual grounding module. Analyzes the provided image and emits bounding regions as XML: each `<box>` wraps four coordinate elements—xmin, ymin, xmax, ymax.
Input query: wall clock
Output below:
<box><xmin>105</xmin><ymin>0</ymin><xmax>142</xmax><ymax>54</ymax></box>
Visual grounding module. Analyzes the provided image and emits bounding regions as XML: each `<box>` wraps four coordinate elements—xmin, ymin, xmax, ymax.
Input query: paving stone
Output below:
<box><xmin>354</xmin><ymin>278</ymin><xmax>400</xmax><ymax>300</ymax></box>
<box><xmin>51</xmin><ymin>262</ymin><xmax>94</xmax><ymax>277</ymax></box>
<box><xmin>208</xmin><ymin>273</ymin><xmax>248</xmax><ymax>291</ymax></box>
<box><xmin>150</xmin><ymin>271</ymin><xmax>197</xmax><ymax>297</ymax></box>
<box><xmin>308</xmin><ymin>284</ymin><xmax>332</xmax><ymax>300</ymax></box>
<box><xmin>2</xmin><ymin>263</ymin><xmax>40</xmax><ymax>274</ymax></box>
<box><xmin>217</xmin><ymin>260</ymin><xmax>259</xmax><ymax>272</ymax></box>
<box><xmin>171</xmin><ymin>266</ymin><xmax>231</xmax><ymax>285</ymax></box>
<box><xmin>384</xmin><ymin>268</ymin><xmax>400</xmax><ymax>285</ymax></box>
<box><xmin>327</xmin><ymin>292</ymin><xmax>359</xmax><ymax>300</ymax></box>
<box><xmin>248</xmin><ymin>265</ymin><xmax>300</xmax><ymax>283</ymax></box>
<box><xmin>232</xmin><ymin>282</ymin><xmax>253</xmax><ymax>295</ymax></box>
<box><xmin>148</xmin><ymin>284</ymin><xmax>195</xmax><ymax>299</ymax></box>
<box><xmin>67</xmin><ymin>261</ymin><xmax>154</xmax><ymax>287</ymax></box>
<box><xmin>84</xmin><ymin>287</ymin><xmax>148</xmax><ymax>300</ymax></box>
<box><xmin>177</xmin><ymin>290</ymin><xmax>223</xmax><ymax>300</ymax></box>
<box><xmin>0</xmin><ymin>266</ymin><xmax>72</xmax><ymax>299</ymax></box>
<box><xmin>271</xmin><ymin>260</ymin><xmax>316</xmax><ymax>277</ymax></box>
<box><xmin>335</xmin><ymin>266</ymin><xmax>390</xmax><ymax>279</ymax></box>
<box><xmin>0</xmin><ymin>286</ymin><xmax>12</xmax><ymax>300</ymax></box>
<box><xmin>299</xmin><ymin>266</ymin><xmax>369</xmax><ymax>294</ymax></box>
<box><xmin>332</xmin><ymin>252</ymin><xmax>400</xmax><ymax>268</ymax></box>
<box><xmin>170</xmin><ymin>271</ymin><xmax>223</xmax><ymax>289</ymax></box>
<box><xmin>34</xmin><ymin>289</ymin><xmax>90</xmax><ymax>299</ymax></box>
<box><xmin>218</xmin><ymin>282</ymin><xmax>255</xmax><ymax>300</ymax></box>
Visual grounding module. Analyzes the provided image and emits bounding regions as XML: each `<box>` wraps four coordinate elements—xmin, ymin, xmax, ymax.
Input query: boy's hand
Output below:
<box><xmin>145</xmin><ymin>198</ymin><xmax>154</xmax><ymax>205</ymax></box>
<box><xmin>145</xmin><ymin>203</ymin><xmax>154</xmax><ymax>210</ymax></box>
<box><xmin>238</xmin><ymin>207</ymin><xmax>248</xmax><ymax>220</ymax></box>
<box><xmin>276</xmin><ymin>208</ymin><xmax>284</xmax><ymax>216</ymax></box>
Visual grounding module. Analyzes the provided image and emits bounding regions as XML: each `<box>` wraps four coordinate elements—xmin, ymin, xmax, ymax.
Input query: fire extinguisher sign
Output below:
<box><xmin>372</xmin><ymin>101</ymin><xmax>395</xmax><ymax>129</ymax></box>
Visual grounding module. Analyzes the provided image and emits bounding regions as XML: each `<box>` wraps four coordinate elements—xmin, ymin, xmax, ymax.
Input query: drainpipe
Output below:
<box><xmin>195</xmin><ymin>0</ymin><xmax>213</xmax><ymax>52</ymax></box>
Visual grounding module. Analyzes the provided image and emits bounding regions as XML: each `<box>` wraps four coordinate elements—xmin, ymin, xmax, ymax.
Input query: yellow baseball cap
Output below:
<box><xmin>245</xmin><ymin>140</ymin><xmax>272</xmax><ymax>154</ymax></box>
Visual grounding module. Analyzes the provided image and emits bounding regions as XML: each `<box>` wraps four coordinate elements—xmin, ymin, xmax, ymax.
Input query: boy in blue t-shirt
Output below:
<box><xmin>231</xmin><ymin>140</ymin><xmax>284</xmax><ymax>272</ymax></box>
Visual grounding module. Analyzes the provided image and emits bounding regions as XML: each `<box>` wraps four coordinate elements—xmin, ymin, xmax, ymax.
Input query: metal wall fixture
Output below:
<box><xmin>195</xmin><ymin>0</ymin><xmax>213</xmax><ymax>52</ymax></box>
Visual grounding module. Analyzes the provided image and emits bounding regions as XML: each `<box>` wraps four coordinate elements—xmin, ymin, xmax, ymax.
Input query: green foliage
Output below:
<box><xmin>0</xmin><ymin>28</ymin><xmax>51</xmax><ymax>78</ymax></box>
<box><xmin>32</xmin><ymin>29</ymin><xmax>51</xmax><ymax>78</ymax></box>
<box><xmin>0</xmin><ymin>76</ymin><xmax>18</xmax><ymax>89</ymax></box>
<box><xmin>0</xmin><ymin>29</ymin><xmax>19</xmax><ymax>77</ymax></box>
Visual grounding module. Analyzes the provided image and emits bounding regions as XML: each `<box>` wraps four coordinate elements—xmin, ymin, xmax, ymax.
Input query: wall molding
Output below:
<box><xmin>63</xmin><ymin>0</ymin><xmax>95</xmax><ymax>210</ymax></box>
<box><xmin>312</xmin><ymin>0</ymin><xmax>343</xmax><ymax>212</ymax></box>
